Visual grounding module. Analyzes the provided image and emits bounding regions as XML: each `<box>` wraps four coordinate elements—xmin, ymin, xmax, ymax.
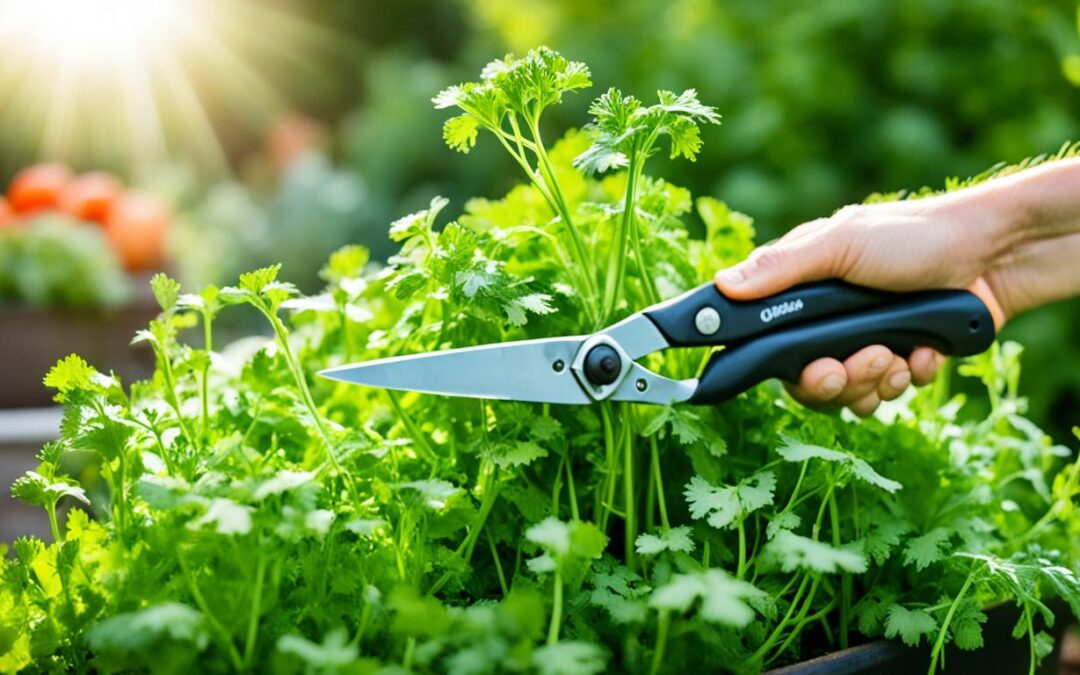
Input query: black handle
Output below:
<box><xmin>643</xmin><ymin>280</ymin><xmax>901</xmax><ymax>347</ymax></box>
<box><xmin>687</xmin><ymin>289</ymin><xmax>995</xmax><ymax>405</ymax></box>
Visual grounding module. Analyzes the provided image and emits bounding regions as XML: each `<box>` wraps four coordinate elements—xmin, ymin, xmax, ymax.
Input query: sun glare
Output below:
<box><xmin>10</xmin><ymin>0</ymin><xmax>187</xmax><ymax>69</ymax></box>
<box><xmin>0</xmin><ymin>0</ymin><xmax>338</xmax><ymax>175</ymax></box>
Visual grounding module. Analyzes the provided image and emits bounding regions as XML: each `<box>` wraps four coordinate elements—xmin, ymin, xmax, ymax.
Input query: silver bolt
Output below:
<box><xmin>636</xmin><ymin>378</ymin><xmax>648</xmax><ymax>392</ymax></box>
<box><xmin>694</xmin><ymin>307</ymin><xmax>722</xmax><ymax>335</ymax></box>
<box><xmin>552</xmin><ymin>359</ymin><xmax>565</xmax><ymax>373</ymax></box>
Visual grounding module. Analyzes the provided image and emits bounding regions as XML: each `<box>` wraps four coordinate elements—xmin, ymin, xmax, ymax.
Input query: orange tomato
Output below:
<box><xmin>0</xmin><ymin>197</ymin><xmax>19</xmax><ymax>228</ymax></box>
<box><xmin>59</xmin><ymin>171</ymin><xmax>123</xmax><ymax>224</ymax></box>
<box><xmin>7</xmin><ymin>163</ymin><xmax>73</xmax><ymax>214</ymax></box>
<box><xmin>104</xmin><ymin>193</ymin><xmax>170</xmax><ymax>271</ymax></box>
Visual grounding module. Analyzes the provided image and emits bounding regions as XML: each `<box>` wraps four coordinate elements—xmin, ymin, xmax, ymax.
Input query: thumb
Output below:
<box><xmin>715</xmin><ymin>233</ymin><xmax>841</xmax><ymax>300</ymax></box>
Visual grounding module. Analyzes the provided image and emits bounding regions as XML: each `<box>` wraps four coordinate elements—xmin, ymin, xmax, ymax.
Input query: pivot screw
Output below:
<box><xmin>583</xmin><ymin>344</ymin><xmax>622</xmax><ymax>386</ymax></box>
<box><xmin>636</xmin><ymin>378</ymin><xmax>648</xmax><ymax>392</ymax></box>
<box><xmin>694</xmin><ymin>307</ymin><xmax>722</xmax><ymax>335</ymax></box>
<box><xmin>552</xmin><ymin>359</ymin><xmax>566</xmax><ymax>373</ymax></box>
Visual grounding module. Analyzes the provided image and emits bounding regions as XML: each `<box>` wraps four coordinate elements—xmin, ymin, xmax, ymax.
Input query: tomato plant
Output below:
<box><xmin>6</xmin><ymin>163</ymin><xmax>72</xmax><ymax>215</ymax></box>
<box><xmin>104</xmin><ymin>192</ymin><xmax>169</xmax><ymax>272</ymax></box>
<box><xmin>59</xmin><ymin>171</ymin><xmax>123</xmax><ymax>225</ymax></box>
<box><xmin>2</xmin><ymin>49</ymin><xmax>1079</xmax><ymax>675</ymax></box>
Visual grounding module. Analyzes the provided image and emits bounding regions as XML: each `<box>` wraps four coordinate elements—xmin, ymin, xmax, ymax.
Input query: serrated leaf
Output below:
<box><xmin>903</xmin><ymin>527</ymin><xmax>952</xmax><ymax>571</ymax></box>
<box><xmin>684</xmin><ymin>471</ymin><xmax>775</xmax><ymax>530</ymax></box>
<box><xmin>443</xmin><ymin>114</ymin><xmax>479</xmax><ymax>153</ymax></box>
<box><xmin>650</xmin><ymin>570</ymin><xmax>766</xmax><ymax>627</ymax></box>
<box><xmin>763</xmin><ymin>531</ymin><xmax>868</xmax><ymax>574</ymax></box>
<box><xmin>634</xmin><ymin>526</ymin><xmax>694</xmax><ymax>556</ymax></box>
<box><xmin>776</xmin><ymin>436</ymin><xmax>901</xmax><ymax>493</ymax></box>
<box><xmin>150</xmin><ymin>273</ymin><xmax>181</xmax><ymax>312</ymax></box>
<box><xmin>531</xmin><ymin>641</ymin><xmax>606</xmax><ymax>675</ymax></box>
<box><xmin>490</xmin><ymin>440</ymin><xmax>548</xmax><ymax>469</ymax></box>
<box><xmin>884</xmin><ymin>605</ymin><xmax>937</xmax><ymax>647</ymax></box>
<box><xmin>43</xmin><ymin>354</ymin><xmax>97</xmax><ymax>394</ymax></box>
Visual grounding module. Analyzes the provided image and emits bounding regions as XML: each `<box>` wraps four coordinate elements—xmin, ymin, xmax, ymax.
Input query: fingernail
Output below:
<box><xmin>820</xmin><ymin>373</ymin><xmax>845</xmax><ymax>397</ymax></box>
<box><xmin>888</xmin><ymin>371</ymin><xmax>911</xmax><ymax>391</ymax></box>
<box><xmin>870</xmin><ymin>356</ymin><xmax>890</xmax><ymax>371</ymax></box>
<box><xmin>716</xmin><ymin>267</ymin><xmax>745</xmax><ymax>286</ymax></box>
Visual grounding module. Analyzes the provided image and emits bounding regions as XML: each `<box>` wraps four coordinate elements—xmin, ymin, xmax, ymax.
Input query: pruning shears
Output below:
<box><xmin>318</xmin><ymin>281</ymin><xmax>996</xmax><ymax>406</ymax></box>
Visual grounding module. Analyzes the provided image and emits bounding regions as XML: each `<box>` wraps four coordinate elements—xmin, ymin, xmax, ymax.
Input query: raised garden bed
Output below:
<box><xmin>0</xmin><ymin>296</ymin><xmax>157</xmax><ymax>408</ymax></box>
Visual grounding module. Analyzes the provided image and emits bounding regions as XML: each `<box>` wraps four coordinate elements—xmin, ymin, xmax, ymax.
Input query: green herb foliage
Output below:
<box><xmin>3</xmin><ymin>49</ymin><xmax>1080</xmax><ymax>675</ymax></box>
<box><xmin>0</xmin><ymin>216</ymin><xmax>131</xmax><ymax>309</ymax></box>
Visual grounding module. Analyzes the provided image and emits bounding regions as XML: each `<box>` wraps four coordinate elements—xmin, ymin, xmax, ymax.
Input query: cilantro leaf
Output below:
<box><xmin>763</xmin><ymin>531</ymin><xmax>868</xmax><ymax>574</ymax></box>
<box><xmin>634</xmin><ymin>526</ymin><xmax>694</xmax><ymax>556</ymax></box>
<box><xmin>884</xmin><ymin>605</ymin><xmax>937</xmax><ymax>647</ymax></box>
<box><xmin>684</xmin><ymin>471</ymin><xmax>776</xmax><ymax>529</ymax></box>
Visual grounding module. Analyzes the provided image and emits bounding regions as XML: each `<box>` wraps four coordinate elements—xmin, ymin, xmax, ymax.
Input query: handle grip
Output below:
<box><xmin>687</xmin><ymin>289</ymin><xmax>995</xmax><ymax>405</ymax></box>
<box><xmin>643</xmin><ymin>280</ymin><xmax>899</xmax><ymax>347</ymax></box>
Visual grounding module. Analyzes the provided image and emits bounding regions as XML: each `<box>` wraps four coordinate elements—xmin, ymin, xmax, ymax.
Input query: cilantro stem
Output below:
<box><xmin>526</xmin><ymin>116</ymin><xmax>599</xmax><ymax>321</ymax></box>
<box><xmin>177</xmin><ymin>548</ymin><xmax>244</xmax><ymax>671</ymax></box>
<box><xmin>487</xmin><ymin>531</ymin><xmax>509</xmax><ymax>597</ymax></box>
<box><xmin>598</xmin><ymin>404</ymin><xmax>617</xmax><ymax>533</ymax></box>
<box><xmin>767</xmin><ymin>577</ymin><xmax>822</xmax><ymax>667</ymax></box>
<box><xmin>752</xmin><ymin>572</ymin><xmax>810</xmax><ymax>664</ymax></box>
<box><xmin>385</xmin><ymin>392</ymin><xmax>437</xmax><ymax>463</ymax></box>
<box><xmin>45</xmin><ymin>501</ymin><xmax>61</xmax><ymax>543</ymax></box>
<box><xmin>828</xmin><ymin>489</ymin><xmax>850</xmax><ymax>649</ymax></box>
<box><xmin>243</xmin><ymin>551</ymin><xmax>267</xmax><ymax>667</ymax></box>
<box><xmin>650</xmin><ymin>437</ymin><xmax>670</xmax><ymax>531</ymax></box>
<box><xmin>565</xmin><ymin>450</ymin><xmax>580</xmax><ymax>522</ymax></box>
<box><xmin>649</xmin><ymin>610</ymin><xmax>670</xmax><ymax>675</ymax></box>
<box><xmin>601</xmin><ymin>152</ymin><xmax>638</xmax><ymax>324</ymax></box>
<box><xmin>200</xmin><ymin>309</ymin><xmax>213</xmax><ymax>446</ymax></box>
<box><xmin>928</xmin><ymin>570</ymin><xmax>975</xmax><ymax>675</ymax></box>
<box><xmin>547</xmin><ymin>568</ymin><xmax>564</xmax><ymax>646</ymax></box>
<box><xmin>151</xmin><ymin>339</ymin><xmax>198</xmax><ymax>453</ymax></box>
<box><xmin>623</xmin><ymin>408</ymin><xmax>637</xmax><ymax>569</ymax></box>
<box><xmin>736</xmin><ymin>519</ymin><xmax>747</xmax><ymax>579</ymax></box>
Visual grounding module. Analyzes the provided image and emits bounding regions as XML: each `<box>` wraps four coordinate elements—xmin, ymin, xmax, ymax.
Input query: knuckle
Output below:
<box><xmin>750</xmin><ymin>246</ymin><xmax>789</xmax><ymax>271</ymax></box>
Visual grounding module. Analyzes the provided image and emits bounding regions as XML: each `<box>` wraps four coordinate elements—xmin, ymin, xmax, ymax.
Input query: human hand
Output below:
<box><xmin>715</xmin><ymin>188</ymin><xmax>1014</xmax><ymax>415</ymax></box>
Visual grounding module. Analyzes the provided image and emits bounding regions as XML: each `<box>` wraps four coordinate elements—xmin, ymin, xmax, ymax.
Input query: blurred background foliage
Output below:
<box><xmin>2</xmin><ymin>0</ymin><xmax>1080</xmax><ymax>434</ymax></box>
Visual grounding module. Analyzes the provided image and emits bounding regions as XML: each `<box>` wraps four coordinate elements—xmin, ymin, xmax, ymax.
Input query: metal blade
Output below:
<box><xmin>318</xmin><ymin>337</ymin><xmax>592</xmax><ymax>404</ymax></box>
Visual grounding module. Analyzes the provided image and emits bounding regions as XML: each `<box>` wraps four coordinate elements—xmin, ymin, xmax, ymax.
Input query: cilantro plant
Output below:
<box><xmin>3</xmin><ymin>48</ymin><xmax>1080</xmax><ymax>675</ymax></box>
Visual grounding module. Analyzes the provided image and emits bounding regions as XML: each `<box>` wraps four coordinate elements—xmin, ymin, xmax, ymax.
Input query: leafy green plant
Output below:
<box><xmin>0</xmin><ymin>216</ymin><xmax>131</xmax><ymax>309</ymax></box>
<box><xmin>3</xmin><ymin>48</ymin><xmax>1079</xmax><ymax>675</ymax></box>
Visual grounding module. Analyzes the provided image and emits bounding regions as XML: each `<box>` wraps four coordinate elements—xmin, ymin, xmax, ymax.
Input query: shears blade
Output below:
<box><xmin>318</xmin><ymin>337</ymin><xmax>592</xmax><ymax>404</ymax></box>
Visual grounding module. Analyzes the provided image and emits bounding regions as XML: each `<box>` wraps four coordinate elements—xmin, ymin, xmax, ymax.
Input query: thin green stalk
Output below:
<box><xmin>547</xmin><ymin>569</ymin><xmax>564</xmax><ymax>646</ymax></box>
<box><xmin>649</xmin><ymin>610</ymin><xmax>671</xmax><ymax>675</ymax></box>
<box><xmin>601</xmin><ymin>152</ymin><xmax>638</xmax><ymax>323</ymax></box>
<box><xmin>46</xmin><ymin>502</ymin><xmax>61</xmax><ymax>543</ymax></box>
<box><xmin>599</xmin><ymin>404</ymin><xmax>617</xmax><ymax>533</ymax></box>
<box><xmin>153</xmin><ymin>343</ymin><xmax>198</xmax><ymax>452</ymax></box>
<box><xmin>650</xmin><ymin>437</ymin><xmax>670</xmax><ymax>531</ymax></box>
<box><xmin>828</xmin><ymin>491</ymin><xmax>850</xmax><ymax>649</ymax></box>
<box><xmin>623</xmin><ymin>409</ymin><xmax>636</xmax><ymax>569</ymax></box>
<box><xmin>736</xmin><ymin>519</ymin><xmax>748</xmax><ymax>579</ymax></box>
<box><xmin>564</xmin><ymin>451</ymin><xmax>580</xmax><ymax>522</ymax></box>
<box><xmin>765</xmin><ymin>577</ymin><xmax>822</xmax><ymax>667</ymax></box>
<box><xmin>243</xmin><ymin>551</ymin><xmax>267</xmax><ymax>667</ymax></box>
<box><xmin>928</xmin><ymin>571</ymin><xmax>976</xmax><ymax>675</ymax></box>
<box><xmin>751</xmin><ymin>572</ymin><xmax>810</xmax><ymax>663</ymax></box>
<box><xmin>487</xmin><ymin>531</ymin><xmax>509</xmax><ymax>597</ymax></box>
<box><xmin>178</xmin><ymin>549</ymin><xmax>244</xmax><ymax>671</ymax></box>
<box><xmin>527</xmin><ymin>116</ymin><xmax>598</xmax><ymax>317</ymax></box>
<box><xmin>200</xmin><ymin>309</ymin><xmax>213</xmax><ymax>445</ymax></box>
<box><xmin>552</xmin><ymin>453</ymin><xmax>566</xmax><ymax>517</ymax></box>
<box><xmin>386</xmin><ymin>392</ymin><xmax>438</xmax><ymax>463</ymax></box>
<box><xmin>626</xmin><ymin>162</ymin><xmax>659</xmax><ymax>307</ymax></box>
